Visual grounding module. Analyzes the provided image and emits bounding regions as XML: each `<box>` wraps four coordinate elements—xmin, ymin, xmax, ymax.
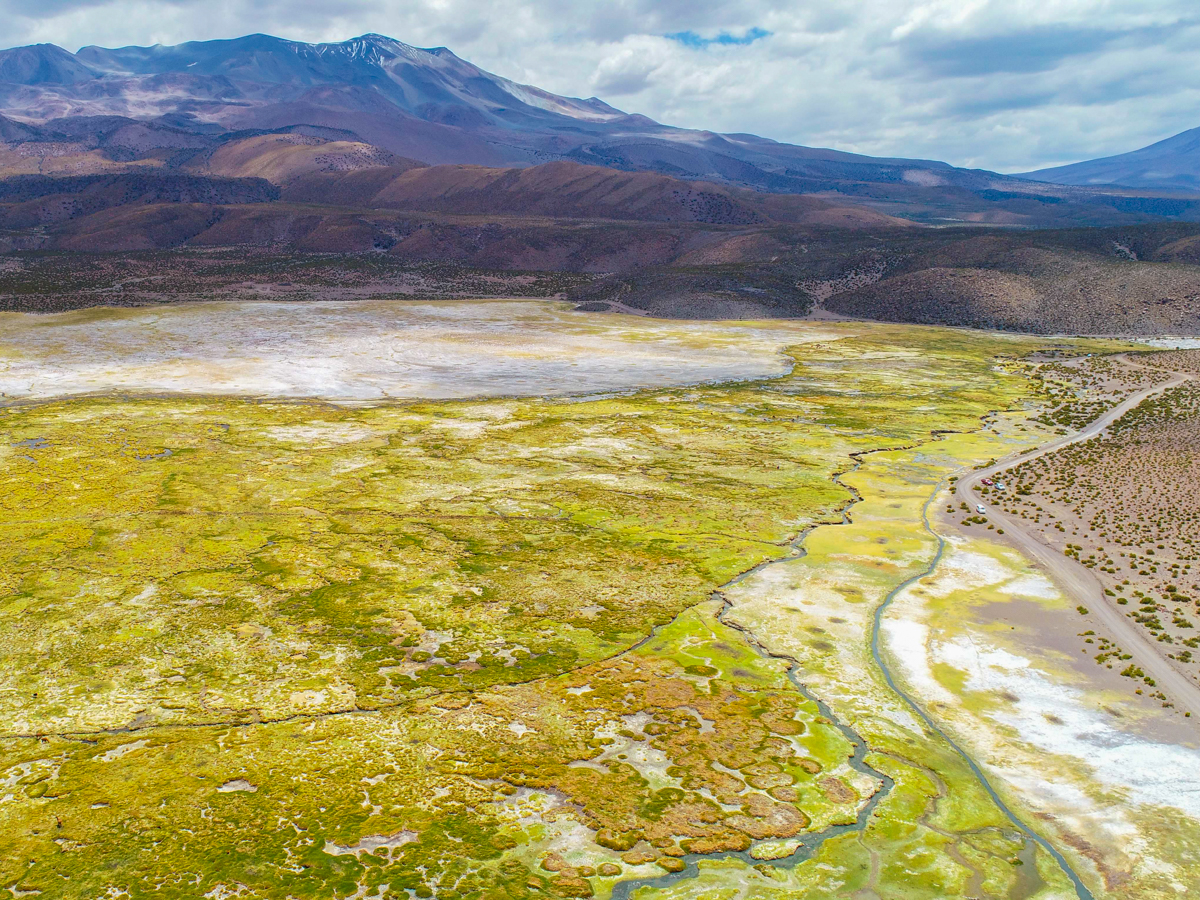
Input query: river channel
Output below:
<box><xmin>611</xmin><ymin>445</ymin><xmax>1094</xmax><ymax>900</ymax></box>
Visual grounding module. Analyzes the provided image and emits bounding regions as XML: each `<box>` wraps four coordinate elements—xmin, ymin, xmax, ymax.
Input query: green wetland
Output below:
<box><xmin>0</xmin><ymin>305</ymin><xmax>1191</xmax><ymax>900</ymax></box>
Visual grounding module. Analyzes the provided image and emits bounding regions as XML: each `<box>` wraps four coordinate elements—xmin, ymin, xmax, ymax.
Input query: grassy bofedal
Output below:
<box><xmin>0</xmin><ymin>310</ymin><xmax>1169</xmax><ymax>899</ymax></box>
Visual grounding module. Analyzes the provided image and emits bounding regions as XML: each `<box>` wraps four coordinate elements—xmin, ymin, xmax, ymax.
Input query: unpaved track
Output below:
<box><xmin>953</xmin><ymin>361</ymin><xmax>1200</xmax><ymax>719</ymax></box>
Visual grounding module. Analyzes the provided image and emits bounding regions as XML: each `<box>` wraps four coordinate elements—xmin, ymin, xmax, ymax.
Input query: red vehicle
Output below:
<box><xmin>981</xmin><ymin>478</ymin><xmax>994</xmax><ymax>486</ymax></box>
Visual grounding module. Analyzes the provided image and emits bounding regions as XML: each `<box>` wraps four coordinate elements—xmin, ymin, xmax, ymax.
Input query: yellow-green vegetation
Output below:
<box><xmin>2</xmin><ymin>600</ymin><xmax>870</xmax><ymax>900</ymax></box>
<box><xmin>700</xmin><ymin>413</ymin><xmax>1088</xmax><ymax>900</ymax></box>
<box><xmin>0</xmin><ymin>322</ymin><xmax>1104</xmax><ymax>899</ymax></box>
<box><xmin>694</xmin><ymin>377</ymin><xmax>1200</xmax><ymax>900</ymax></box>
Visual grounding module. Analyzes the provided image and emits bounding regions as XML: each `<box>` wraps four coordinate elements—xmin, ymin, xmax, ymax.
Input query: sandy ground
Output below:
<box><xmin>0</xmin><ymin>299</ymin><xmax>840</xmax><ymax>402</ymax></box>
<box><xmin>885</xmin><ymin>528</ymin><xmax>1200</xmax><ymax>895</ymax></box>
<box><xmin>952</xmin><ymin>361</ymin><xmax>1200</xmax><ymax>719</ymax></box>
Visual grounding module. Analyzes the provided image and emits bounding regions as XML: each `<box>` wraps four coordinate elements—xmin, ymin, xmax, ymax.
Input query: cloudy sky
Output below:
<box><xmin>4</xmin><ymin>0</ymin><xmax>1199</xmax><ymax>172</ymax></box>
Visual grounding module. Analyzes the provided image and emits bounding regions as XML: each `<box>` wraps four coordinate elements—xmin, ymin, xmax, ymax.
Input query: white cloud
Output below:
<box><xmin>1</xmin><ymin>0</ymin><xmax>1198</xmax><ymax>171</ymax></box>
<box><xmin>590</xmin><ymin>38</ymin><xmax>669</xmax><ymax>96</ymax></box>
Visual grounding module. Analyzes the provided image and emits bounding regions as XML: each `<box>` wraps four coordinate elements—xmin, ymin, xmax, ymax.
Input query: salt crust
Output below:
<box><xmin>0</xmin><ymin>299</ymin><xmax>835</xmax><ymax>402</ymax></box>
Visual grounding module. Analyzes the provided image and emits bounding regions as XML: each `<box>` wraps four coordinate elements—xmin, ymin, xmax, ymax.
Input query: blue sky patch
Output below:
<box><xmin>665</xmin><ymin>28</ymin><xmax>770</xmax><ymax>49</ymax></box>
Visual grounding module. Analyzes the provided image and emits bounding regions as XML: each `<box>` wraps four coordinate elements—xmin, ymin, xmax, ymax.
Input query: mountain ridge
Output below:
<box><xmin>1</xmin><ymin>33</ymin><xmax>1200</xmax><ymax>228</ymax></box>
<box><xmin>0</xmin><ymin>35</ymin><xmax>1095</xmax><ymax>200</ymax></box>
<box><xmin>1021</xmin><ymin>126</ymin><xmax>1200</xmax><ymax>192</ymax></box>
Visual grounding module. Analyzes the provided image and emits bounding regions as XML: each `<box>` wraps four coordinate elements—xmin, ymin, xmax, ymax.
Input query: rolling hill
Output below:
<box><xmin>280</xmin><ymin>160</ymin><xmax>904</xmax><ymax>227</ymax></box>
<box><xmin>200</xmin><ymin>133</ymin><xmax>408</xmax><ymax>184</ymax></box>
<box><xmin>0</xmin><ymin>158</ymin><xmax>901</xmax><ymax>245</ymax></box>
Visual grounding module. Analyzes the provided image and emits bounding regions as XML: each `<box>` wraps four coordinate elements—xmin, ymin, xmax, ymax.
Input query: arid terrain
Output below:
<box><xmin>5</xmin><ymin>217</ymin><xmax>1200</xmax><ymax>329</ymax></box>
<box><xmin>963</xmin><ymin>352</ymin><xmax>1200</xmax><ymax>709</ymax></box>
<box><xmin>0</xmin><ymin>106</ymin><xmax>1199</xmax><ymax>330</ymax></box>
<box><xmin>0</xmin><ymin>250</ymin><xmax>592</xmax><ymax>313</ymax></box>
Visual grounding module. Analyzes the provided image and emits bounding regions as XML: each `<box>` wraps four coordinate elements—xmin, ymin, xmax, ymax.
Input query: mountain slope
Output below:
<box><xmin>1022</xmin><ymin>126</ymin><xmax>1200</xmax><ymax>191</ymax></box>
<box><xmin>200</xmin><ymin>133</ymin><xmax>417</xmax><ymax>184</ymax></box>
<box><xmin>4</xmin><ymin>33</ymin><xmax>1199</xmax><ymax>227</ymax></box>
<box><xmin>0</xmin><ymin>161</ymin><xmax>902</xmax><ymax>256</ymax></box>
<box><xmin>281</xmin><ymin>160</ymin><xmax>905</xmax><ymax>226</ymax></box>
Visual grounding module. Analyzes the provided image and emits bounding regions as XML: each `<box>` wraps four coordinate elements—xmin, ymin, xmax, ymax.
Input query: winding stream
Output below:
<box><xmin>612</xmin><ymin>500</ymin><xmax>896</xmax><ymax>900</ymax></box>
<box><xmin>869</xmin><ymin>484</ymin><xmax>1095</xmax><ymax>900</ymax></box>
<box><xmin>611</xmin><ymin>445</ymin><xmax>1096</xmax><ymax>900</ymax></box>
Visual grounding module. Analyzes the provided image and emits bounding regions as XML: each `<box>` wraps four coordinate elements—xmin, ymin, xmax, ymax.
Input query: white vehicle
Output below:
<box><xmin>976</xmin><ymin>504</ymin><xmax>986</xmax><ymax>514</ymax></box>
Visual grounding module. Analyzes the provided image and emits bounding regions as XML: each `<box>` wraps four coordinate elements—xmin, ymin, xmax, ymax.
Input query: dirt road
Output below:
<box><xmin>952</xmin><ymin>363</ymin><xmax>1200</xmax><ymax>719</ymax></box>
